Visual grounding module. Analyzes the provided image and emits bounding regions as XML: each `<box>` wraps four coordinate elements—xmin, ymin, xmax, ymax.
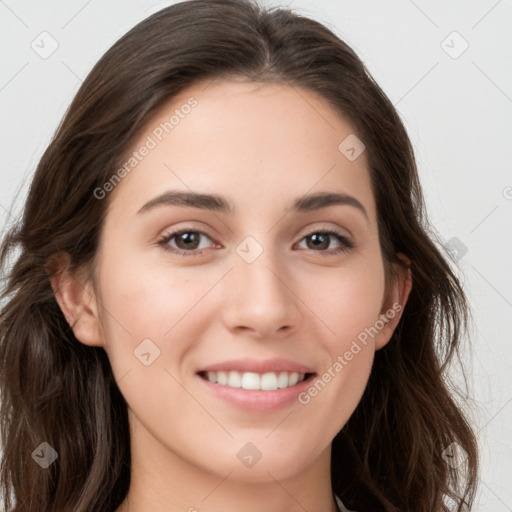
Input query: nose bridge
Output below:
<box><xmin>222</xmin><ymin>232</ymin><xmax>300</xmax><ymax>335</ymax></box>
<box><xmin>235</xmin><ymin>234</ymin><xmax>288</xmax><ymax>302</ymax></box>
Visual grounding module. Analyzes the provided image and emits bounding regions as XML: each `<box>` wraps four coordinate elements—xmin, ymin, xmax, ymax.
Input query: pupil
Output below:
<box><xmin>310</xmin><ymin>233</ymin><xmax>327</xmax><ymax>249</ymax></box>
<box><xmin>180</xmin><ymin>233</ymin><xmax>198</xmax><ymax>248</ymax></box>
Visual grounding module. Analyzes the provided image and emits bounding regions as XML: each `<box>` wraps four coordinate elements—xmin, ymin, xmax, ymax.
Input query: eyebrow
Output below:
<box><xmin>137</xmin><ymin>190</ymin><xmax>369</xmax><ymax>221</ymax></box>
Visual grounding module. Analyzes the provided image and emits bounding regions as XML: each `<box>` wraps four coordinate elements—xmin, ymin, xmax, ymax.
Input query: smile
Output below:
<box><xmin>196</xmin><ymin>369</ymin><xmax>317</xmax><ymax>412</ymax></box>
<box><xmin>198</xmin><ymin>370</ymin><xmax>312</xmax><ymax>391</ymax></box>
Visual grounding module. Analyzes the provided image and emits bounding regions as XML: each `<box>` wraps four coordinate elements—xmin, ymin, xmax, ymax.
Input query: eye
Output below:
<box><xmin>157</xmin><ymin>228</ymin><xmax>216</xmax><ymax>256</ymax></box>
<box><xmin>296</xmin><ymin>229</ymin><xmax>356</xmax><ymax>256</ymax></box>
<box><xmin>157</xmin><ymin>227</ymin><xmax>356</xmax><ymax>257</ymax></box>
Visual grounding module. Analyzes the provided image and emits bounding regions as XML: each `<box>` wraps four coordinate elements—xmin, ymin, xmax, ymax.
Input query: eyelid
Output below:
<box><xmin>298</xmin><ymin>223</ymin><xmax>350</xmax><ymax>239</ymax></box>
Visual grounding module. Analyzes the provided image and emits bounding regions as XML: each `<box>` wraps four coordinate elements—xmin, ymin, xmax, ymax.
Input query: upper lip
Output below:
<box><xmin>197</xmin><ymin>357</ymin><xmax>316</xmax><ymax>375</ymax></box>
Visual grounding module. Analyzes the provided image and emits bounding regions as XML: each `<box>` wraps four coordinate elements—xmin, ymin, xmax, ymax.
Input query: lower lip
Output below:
<box><xmin>196</xmin><ymin>374</ymin><xmax>315</xmax><ymax>412</ymax></box>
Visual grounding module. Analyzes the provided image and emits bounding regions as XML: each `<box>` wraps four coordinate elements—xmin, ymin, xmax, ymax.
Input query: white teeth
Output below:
<box><xmin>228</xmin><ymin>371</ymin><xmax>242</xmax><ymax>388</ymax></box>
<box><xmin>277</xmin><ymin>372</ymin><xmax>289</xmax><ymax>388</ymax></box>
<box><xmin>260</xmin><ymin>372</ymin><xmax>278</xmax><ymax>391</ymax></box>
<box><xmin>203</xmin><ymin>371</ymin><xmax>306</xmax><ymax>390</ymax></box>
<box><xmin>288</xmin><ymin>372</ymin><xmax>299</xmax><ymax>386</ymax></box>
<box><xmin>241</xmin><ymin>372</ymin><xmax>260</xmax><ymax>390</ymax></box>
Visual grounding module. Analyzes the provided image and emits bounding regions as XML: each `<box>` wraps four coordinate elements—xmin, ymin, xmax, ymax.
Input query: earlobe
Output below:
<box><xmin>375</xmin><ymin>253</ymin><xmax>413</xmax><ymax>351</ymax></box>
<box><xmin>48</xmin><ymin>256</ymin><xmax>104</xmax><ymax>348</ymax></box>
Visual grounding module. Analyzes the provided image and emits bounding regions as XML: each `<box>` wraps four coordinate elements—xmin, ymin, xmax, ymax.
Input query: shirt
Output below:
<box><xmin>334</xmin><ymin>493</ymin><xmax>358</xmax><ymax>512</ymax></box>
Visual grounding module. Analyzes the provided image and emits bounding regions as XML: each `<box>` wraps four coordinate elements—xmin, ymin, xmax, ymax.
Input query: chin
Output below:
<box><xmin>189</xmin><ymin>437</ymin><xmax>321</xmax><ymax>483</ymax></box>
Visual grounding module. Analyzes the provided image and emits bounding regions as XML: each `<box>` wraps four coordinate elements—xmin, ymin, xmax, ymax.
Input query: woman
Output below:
<box><xmin>0</xmin><ymin>0</ymin><xmax>478</xmax><ymax>510</ymax></box>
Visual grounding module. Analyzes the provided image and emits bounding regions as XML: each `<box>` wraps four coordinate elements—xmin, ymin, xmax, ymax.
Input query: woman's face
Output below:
<box><xmin>65</xmin><ymin>78</ymin><xmax>410</xmax><ymax>483</ymax></box>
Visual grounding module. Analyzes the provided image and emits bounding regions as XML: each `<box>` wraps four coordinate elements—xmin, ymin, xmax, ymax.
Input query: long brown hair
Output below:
<box><xmin>0</xmin><ymin>0</ymin><xmax>478</xmax><ymax>510</ymax></box>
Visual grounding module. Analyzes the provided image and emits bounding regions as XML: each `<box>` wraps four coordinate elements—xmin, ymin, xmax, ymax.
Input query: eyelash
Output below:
<box><xmin>156</xmin><ymin>227</ymin><xmax>356</xmax><ymax>257</ymax></box>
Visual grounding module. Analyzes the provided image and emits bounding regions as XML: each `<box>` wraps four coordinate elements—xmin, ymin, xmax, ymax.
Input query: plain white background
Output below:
<box><xmin>0</xmin><ymin>1</ymin><xmax>511</xmax><ymax>510</ymax></box>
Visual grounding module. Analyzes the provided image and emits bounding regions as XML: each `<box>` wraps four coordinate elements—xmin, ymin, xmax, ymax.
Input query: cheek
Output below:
<box><xmin>300</xmin><ymin>255</ymin><xmax>384</xmax><ymax>406</ymax></box>
<box><xmin>312</xmin><ymin>258</ymin><xmax>386</xmax><ymax>350</ymax></box>
<box><xmin>298</xmin><ymin>276</ymin><xmax>380</xmax><ymax>435</ymax></box>
<box><xmin>95</xmin><ymin>249</ymin><xmax>206</xmax><ymax>374</ymax></box>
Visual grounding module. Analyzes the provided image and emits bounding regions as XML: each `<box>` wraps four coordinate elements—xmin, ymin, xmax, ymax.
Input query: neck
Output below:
<box><xmin>115</xmin><ymin>413</ymin><xmax>339</xmax><ymax>512</ymax></box>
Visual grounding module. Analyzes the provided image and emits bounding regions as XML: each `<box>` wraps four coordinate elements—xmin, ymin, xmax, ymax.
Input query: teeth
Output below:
<box><xmin>217</xmin><ymin>371</ymin><xmax>228</xmax><ymax>385</ymax></box>
<box><xmin>205</xmin><ymin>371</ymin><xmax>306</xmax><ymax>390</ymax></box>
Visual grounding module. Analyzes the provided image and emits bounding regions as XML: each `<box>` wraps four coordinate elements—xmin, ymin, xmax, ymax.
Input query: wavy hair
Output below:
<box><xmin>0</xmin><ymin>0</ymin><xmax>478</xmax><ymax>510</ymax></box>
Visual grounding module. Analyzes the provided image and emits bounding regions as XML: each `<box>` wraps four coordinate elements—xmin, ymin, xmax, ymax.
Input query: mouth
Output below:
<box><xmin>197</xmin><ymin>370</ymin><xmax>317</xmax><ymax>391</ymax></box>
<box><xmin>196</xmin><ymin>370</ymin><xmax>317</xmax><ymax>412</ymax></box>
<box><xmin>195</xmin><ymin>358</ymin><xmax>318</xmax><ymax>411</ymax></box>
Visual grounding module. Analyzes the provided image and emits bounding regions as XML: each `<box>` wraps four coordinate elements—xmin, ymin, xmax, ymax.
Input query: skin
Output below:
<box><xmin>52</xmin><ymin>78</ymin><xmax>412</xmax><ymax>512</ymax></box>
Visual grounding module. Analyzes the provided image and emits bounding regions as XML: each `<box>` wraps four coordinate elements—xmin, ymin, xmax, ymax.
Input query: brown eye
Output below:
<box><xmin>173</xmin><ymin>231</ymin><xmax>201</xmax><ymax>250</ymax></box>
<box><xmin>297</xmin><ymin>229</ymin><xmax>355</xmax><ymax>256</ymax></box>
<box><xmin>158</xmin><ymin>229</ymin><xmax>215</xmax><ymax>256</ymax></box>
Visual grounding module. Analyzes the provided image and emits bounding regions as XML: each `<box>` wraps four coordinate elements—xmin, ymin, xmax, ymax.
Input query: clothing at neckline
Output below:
<box><xmin>334</xmin><ymin>492</ymin><xmax>358</xmax><ymax>512</ymax></box>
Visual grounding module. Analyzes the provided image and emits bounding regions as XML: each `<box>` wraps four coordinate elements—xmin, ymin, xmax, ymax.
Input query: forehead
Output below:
<box><xmin>106</xmin><ymin>78</ymin><xmax>376</xmax><ymax>224</ymax></box>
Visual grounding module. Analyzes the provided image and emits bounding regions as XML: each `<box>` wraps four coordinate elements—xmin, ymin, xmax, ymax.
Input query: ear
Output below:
<box><xmin>374</xmin><ymin>252</ymin><xmax>413</xmax><ymax>351</ymax></box>
<box><xmin>47</xmin><ymin>253</ymin><xmax>104</xmax><ymax>347</ymax></box>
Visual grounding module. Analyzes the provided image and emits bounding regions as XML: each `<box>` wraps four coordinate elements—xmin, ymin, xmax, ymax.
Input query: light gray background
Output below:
<box><xmin>1</xmin><ymin>1</ymin><xmax>511</xmax><ymax>510</ymax></box>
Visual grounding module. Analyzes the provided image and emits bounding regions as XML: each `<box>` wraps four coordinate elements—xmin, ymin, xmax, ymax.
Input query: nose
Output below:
<box><xmin>221</xmin><ymin>251</ymin><xmax>301</xmax><ymax>339</ymax></box>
